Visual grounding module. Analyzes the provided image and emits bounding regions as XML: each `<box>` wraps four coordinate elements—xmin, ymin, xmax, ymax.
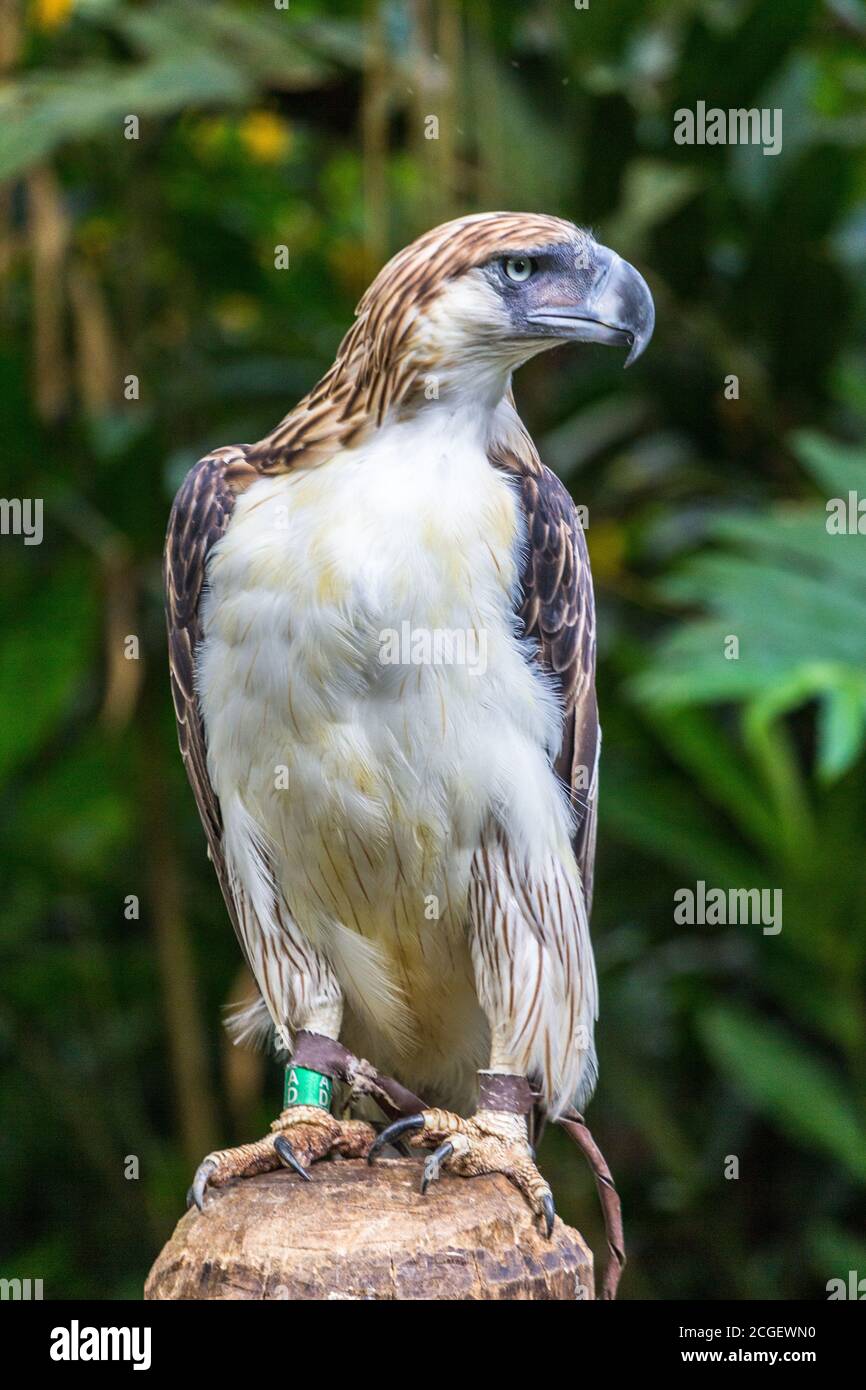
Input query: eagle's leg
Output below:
<box><xmin>187</xmin><ymin>1024</ymin><xmax>376</xmax><ymax>1211</ymax></box>
<box><xmin>374</xmin><ymin>836</ymin><xmax>598</xmax><ymax>1236</ymax></box>
<box><xmin>368</xmin><ymin>1077</ymin><xmax>555</xmax><ymax>1238</ymax></box>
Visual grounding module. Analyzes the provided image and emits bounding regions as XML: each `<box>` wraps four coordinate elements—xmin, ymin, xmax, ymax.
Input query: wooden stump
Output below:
<box><xmin>145</xmin><ymin>1157</ymin><xmax>594</xmax><ymax>1300</ymax></box>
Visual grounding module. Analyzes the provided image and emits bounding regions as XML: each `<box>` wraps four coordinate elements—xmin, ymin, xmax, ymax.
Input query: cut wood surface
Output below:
<box><xmin>145</xmin><ymin>1157</ymin><xmax>594</xmax><ymax>1300</ymax></box>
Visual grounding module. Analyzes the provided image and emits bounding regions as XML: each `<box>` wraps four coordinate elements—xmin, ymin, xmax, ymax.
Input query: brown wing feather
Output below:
<box><xmin>519</xmin><ymin>464</ymin><xmax>599</xmax><ymax>910</ymax></box>
<box><xmin>490</xmin><ymin>437</ymin><xmax>599</xmax><ymax>913</ymax></box>
<box><xmin>164</xmin><ymin>444</ymin><xmax>260</xmax><ymax>956</ymax></box>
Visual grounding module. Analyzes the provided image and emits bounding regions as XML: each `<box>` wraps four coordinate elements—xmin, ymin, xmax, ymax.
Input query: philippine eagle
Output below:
<box><xmin>165</xmin><ymin>212</ymin><xmax>654</xmax><ymax>1235</ymax></box>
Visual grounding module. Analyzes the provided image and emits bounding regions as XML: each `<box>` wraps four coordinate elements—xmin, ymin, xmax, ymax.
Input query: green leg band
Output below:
<box><xmin>284</xmin><ymin>1064</ymin><xmax>333</xmax><ymax>1110</ymax></box>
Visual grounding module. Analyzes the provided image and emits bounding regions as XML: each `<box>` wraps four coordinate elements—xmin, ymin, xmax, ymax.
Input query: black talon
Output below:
<box><xmin>420</xmin><ymin>1141</ymin><xmax>453</xmax><ymax>1194</ymax></box>
<box><xmin>191</xmin><ymin>1157</ymin><xmax>217</xmax><ymax>1212</ymax></box>
<box><xmin>368</xmin><ymin>1114</ymin><xmax>425</xmax><ymax>1162</ymax></box>
<box><xmin>274</xmin><ymin>1134</ymin><xmax>312</xmax><ymax>1181</ymax></box>
<box><xmin>541</xmin><ymin>1191</ymin><xmax>555</xmax><ymax>1239</ymax></box>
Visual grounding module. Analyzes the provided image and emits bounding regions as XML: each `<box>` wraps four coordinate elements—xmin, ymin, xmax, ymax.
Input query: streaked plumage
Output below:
<box><xmin>165</xmin><ymin>212</ymin><xmax>652</xmax><ymax>1133</ymax></box>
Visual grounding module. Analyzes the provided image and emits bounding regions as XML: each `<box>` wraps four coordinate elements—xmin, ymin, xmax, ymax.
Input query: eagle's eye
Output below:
<box><xmin>502</xmin><ymin>255</ymin><xmax>536</xmax><ymax>283</ymax></box>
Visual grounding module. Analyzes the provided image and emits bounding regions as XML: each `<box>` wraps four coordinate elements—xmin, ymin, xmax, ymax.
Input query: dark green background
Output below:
<box><xmin>1</xmin><ymin>0</ymin><xmax>865</xmax><ymax>1300</ymax></box>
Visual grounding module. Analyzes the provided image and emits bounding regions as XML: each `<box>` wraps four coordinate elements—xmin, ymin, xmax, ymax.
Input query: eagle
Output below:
<box><xmin>165</xmin><ymin>212</ymin><xmax>653</xmax><ymax>1236</ymax></box>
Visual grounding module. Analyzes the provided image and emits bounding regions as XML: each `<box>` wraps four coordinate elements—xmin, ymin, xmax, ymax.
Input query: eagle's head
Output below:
<box><xmin>254</xmin><ymin>213</ymin><xmax>656</xmax><ymax>466</ymax></box>
<box><xmin>348</xmin><ymin>212</ymin><xmax>654</xmax><ymax>413</ymax></box>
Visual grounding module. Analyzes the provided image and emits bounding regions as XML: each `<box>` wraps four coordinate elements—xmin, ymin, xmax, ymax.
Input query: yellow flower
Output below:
<box><xmin>33</xmin><ymin>0</ymin><xmax>73</xmax><ymax>30</ymax></box>
<box><xmin>238</xmin><ymin>112</ymin><xmax>292</xmax><ymax>164</ymax></box>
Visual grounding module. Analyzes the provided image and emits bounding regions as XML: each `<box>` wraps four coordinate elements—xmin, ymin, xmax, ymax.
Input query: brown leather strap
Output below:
<box><xmin>292</xmin><ymin>1030</ymin><xmax>354</xmax><ymax>1080</ymax></box>
<box><xmin>477</xmin><ymin>1070</ymin><xmax>535</xmax><ymax>1114</ymax></box>
<box><xmin>368</xmin><ymin>1071</ymin><xmax>427</xmax><ymax>1120</ymax></box>
<box><xmin>558</xmin><ymin>1107</ymin><xmax>625</xmax><ymax>1301</ymax></box>
<box><xmin>343</xmin><ymin>1056</ymin><xmax>427</xmax><ymax>1121</ymax></box>
<box><xmin>292</xmin><ymin>1034</ymin><xmax>427</xmax><ymax>1120</ymax></box>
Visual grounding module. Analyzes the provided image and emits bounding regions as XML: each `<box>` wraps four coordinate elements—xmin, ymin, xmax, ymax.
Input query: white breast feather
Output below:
<box><xmin>197</xmin><ymin>404</ymin><xmax>595</xmax><ymax>1106</ymax></box>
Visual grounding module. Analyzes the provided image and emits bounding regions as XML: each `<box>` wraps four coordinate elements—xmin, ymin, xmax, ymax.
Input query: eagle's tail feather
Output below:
<box><xmin>223</xmin><ymin>991</ymin><xmax>278</xmax><ymax>1051</ymax></box>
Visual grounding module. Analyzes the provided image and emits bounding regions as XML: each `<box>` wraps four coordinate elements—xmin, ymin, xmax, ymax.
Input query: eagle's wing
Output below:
<box><xmin>164</xmin><ymin>444</ymin><xmax>259</xmax><ymax>959</ymax></box>
<box><xmin>511</xmin><ymin>461</ymin><xmax>599</xmax><ymax>913</ymax></box>
<box><xmin>489</xmin><ymin>404</ymin><xmax>599</xmax><ymax>910</ymax></box>
<box><xmin>165</xmin><ymin>444</ymin><xmax>343</xmax><ymax>1048</ymax></box>
<box><xmin>478</xmin><ymin>436</ymin><xmax>599</xmax><ymax>1114</ymax></box>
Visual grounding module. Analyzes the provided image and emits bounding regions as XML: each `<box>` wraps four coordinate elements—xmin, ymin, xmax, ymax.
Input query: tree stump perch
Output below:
<box><xmin>145</xmin><ymin>1157</ymin><xmax>594</xmax><ymax>1300</ymax></box>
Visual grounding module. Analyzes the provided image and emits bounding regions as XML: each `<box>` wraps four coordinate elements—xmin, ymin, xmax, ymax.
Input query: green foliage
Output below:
<box><xmin>700</xmin><ymin>1006</ymin><xmax>866</xmax><ymax>1183</ymax></box>
<box><xmin>1</xmin><ymin>0</ymin><xmax>865</xmax><ymax>1301</ymax></box>
<box><xmin>0</xmin><ymin>1</ymin><xmax>330</xmax><ymax>180</ymax></box>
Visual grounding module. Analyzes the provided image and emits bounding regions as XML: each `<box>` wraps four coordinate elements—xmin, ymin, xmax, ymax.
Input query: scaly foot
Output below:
<box><xmin>368</xmin><ymin>1107</ymin><xmax>555</xmax><ymax>1237</ymax></box>
<box><xmin>188</xmin><ymin>1106</ymin><xmax>376</xmax><ymax>1210</ymax></box>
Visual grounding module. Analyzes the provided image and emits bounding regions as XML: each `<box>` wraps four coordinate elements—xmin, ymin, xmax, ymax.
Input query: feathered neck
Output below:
<box><xmin>246</xmin><ymin>212</ymin><xmax>574</xmax><ymax>475</ymax></box>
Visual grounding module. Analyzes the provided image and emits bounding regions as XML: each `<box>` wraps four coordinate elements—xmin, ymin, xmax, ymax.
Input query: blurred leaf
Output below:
<box><xmin>13</xmin><ymin>732</ymin><xmax>132</xmax><ymax>878</ymax></box>
<box><xmin>640</xmin><ymin>704</ymin><xmax>779</xmax><ymax>853</ymax></box>
<box><xmin>792</xmin><ymin>430</ymin><xmax>866</xmax><ymax>496</ymax></box>
<box><xmin>0</xmin><ymin>59</ymin><xmax>252</xmax><ymax>180</ymax></box>
<box><xmin>807</xmin><ymin>1221</ymin><xmax>866</xmax><ymax>1286</ymax></box>
<box><xmin>603</xmin><ymin>757</ymin><xmax>761</xmax><ymax>884</ymax></box>
<box><xmin>0</xmin><ymin>0</ymin><xmax>333</xmax><ymax>181</ymax></box>
<box><xmin>0</xmin><ymin>564</ymin><xmax>96</xmax><ymax>785</ymax></box>
<box><xmin>816</xmin><ymin>681</ymin><xmax>866</xmax><ymax>782</ymax></box>
<box><xmin>700</xmin><ymin>1006</ymin><xmax>866</xmax><ymax>1184</ymax></box>
<box><xmin>464</xmin><ymin>35</ymin><xmax>570</xmax><ymax>211</ymax></box>
<box><xmin>632</xmin><ymin>506</ymin><xmax>866</xmax><ymax>786</ymax></box>
<box><xmin>605</xmin><ymin>158</ymin><xmax>703</xmax><ymax>254</ymax></box>
<box><xmin>113</xmin><ymin>1</ymin><xmax>330</xmax><ymax>89</ymax></box>
<box><xmin>540</xmin><ymin>394</ymin><xmax>652</xmax><ymax>475</ymax></box>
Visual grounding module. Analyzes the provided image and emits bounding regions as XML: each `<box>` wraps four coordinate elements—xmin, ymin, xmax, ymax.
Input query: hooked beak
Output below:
<box><xmin>527</xmin><ymin>244</ymin><xmax>655</xmax><ymax>367</ymax></box>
